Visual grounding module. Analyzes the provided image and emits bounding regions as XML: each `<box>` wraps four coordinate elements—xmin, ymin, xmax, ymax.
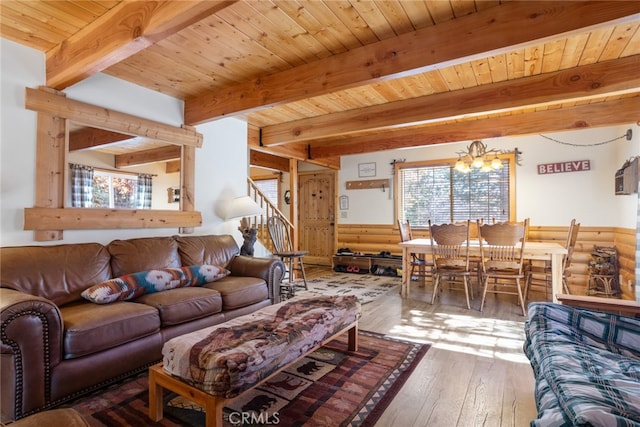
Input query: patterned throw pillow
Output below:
<box><xmin>81</xmin><ymin>264</ymin><xmax>230</xmax><ymax>304</ymax></box>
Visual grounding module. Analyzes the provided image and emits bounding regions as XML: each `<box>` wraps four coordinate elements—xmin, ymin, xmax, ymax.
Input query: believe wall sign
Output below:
<box><xmin>538</xmin><ymin>160</ymin><xmax>591</xmax><ymax>175</ymax></box>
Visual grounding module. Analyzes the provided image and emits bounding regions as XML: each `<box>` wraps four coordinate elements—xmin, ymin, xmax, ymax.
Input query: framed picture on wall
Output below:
<box><xmin>358</xmin><ymin>162</ymin><xmax>376</xmax><ymax>177</ymax></box>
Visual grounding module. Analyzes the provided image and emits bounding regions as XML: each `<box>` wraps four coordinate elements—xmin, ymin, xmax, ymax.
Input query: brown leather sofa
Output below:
<box><xmin>0</xmin><ymin>234</ymin><xmax>285</xmax><ymax>422</ymax></box>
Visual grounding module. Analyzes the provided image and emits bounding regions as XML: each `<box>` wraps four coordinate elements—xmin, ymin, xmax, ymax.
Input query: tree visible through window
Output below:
<box><xmin>397</xmin><ymin>156</ymin><xmax>514</xmax><ymax>227</ymax></box>
<box><xmin>92</xmin><ymin>170</ymin><xmax>139</xmax><ymax>209</ymax></box>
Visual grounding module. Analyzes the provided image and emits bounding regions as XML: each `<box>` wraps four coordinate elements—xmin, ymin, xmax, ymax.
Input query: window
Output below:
<box><xmin>92</xmin><ymin>170</ymin><xmax>139</xmax><ymax>209</ymax></box>
<box><xmin>254</xmin><ymin>178</ymin><xmax>279</xmax><ymax>206</ymax></box>
<box><xmin>396</xmin><ymin>156</ymin><xmax>514</xmax><ymax>226</ymax></box>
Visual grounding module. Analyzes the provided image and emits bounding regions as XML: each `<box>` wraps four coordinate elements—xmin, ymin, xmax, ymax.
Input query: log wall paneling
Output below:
<box><xmin>337</xmin><ymin>224</ymin><xmax>636</xmax><ymax>301</ymax></box>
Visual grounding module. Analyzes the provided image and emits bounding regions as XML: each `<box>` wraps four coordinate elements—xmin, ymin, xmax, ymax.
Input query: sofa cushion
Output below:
<box><xmin>135</xmin><ymin>287</ymin><xmax>223</xmax><ymax>326</ymax></box>
<box><xmin>175</xmin><ymin>235</ymin><xmax>239</xmax><ymax>269</ymax></box>
<box><xmin>108</xmin><ymin>237</ymin><xmax>180</xmax><ymax>277</ymax></box>
<box><xmin>1</xmin><ymin>243</ymin><xmax>111</xmax><ymax>307</ymax></box>
<box><xmin>60</xmin><ymin>301</ymin><xmax>160</xmax><ymax>359</ymax></box>
<box><xmin>203</xmin><ymin>276</ymin><xmax>268</xmax><ymax>310</ymax></box>
<box><xmin>81</xmin><ymin>265</ymin><xmax>230</xmax><ymax>304</ymax></box>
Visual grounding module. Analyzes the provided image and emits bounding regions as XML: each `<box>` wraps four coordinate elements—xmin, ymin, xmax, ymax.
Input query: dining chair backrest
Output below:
<box><xmin>563</xmin><ymin>218</ymin><xmax>580</xmax><ymax>271</ymax></box>
<box><xmin>267</xmin><ymin>215</ymin><xmax>292</xmax><ymax>254</ymax></box>
<box><xmin>397</xmin><ymin>219</ymin><xmax>413</xmax><ymax>242</ymax></box>
<box><xmin>478</xmin><ymin>219</ymin><xmax>529</xmax><ymax>272</ymax></box>
<box><xmin>429</xmin><ymin>220</ymin><xmax>470</xmax><ymax>269</ymax></box>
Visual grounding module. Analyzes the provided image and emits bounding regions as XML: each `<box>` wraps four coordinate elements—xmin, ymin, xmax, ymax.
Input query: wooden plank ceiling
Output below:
<box><xmin>2</xmin><ymin>1</ymin><xmax>639</xmax><ymax>170</ymax></box>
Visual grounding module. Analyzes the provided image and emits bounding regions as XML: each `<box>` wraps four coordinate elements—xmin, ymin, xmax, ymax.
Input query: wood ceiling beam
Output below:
<box><xmin>308</xmin><ymin>96</ymin><xmax>640</xmax><ymax>158</ymax></box>
<box><xmin>115</xmin><ymin>145</ymin><xmax>181</xmax><ymax>168</ymax></box>
<box><xmin>248</xmin><ymin>125</ymin><xmax>339</xmax><ymax>169</ymax></box>
<box><xmin>250</xmin><ymin>150</ymin><xmax>290</xmax><ymax>173</ymax></box>
<box><xmin>185</xmin><ymin>1</ymin><xmax>640</xmax><ymax>125</ymax></box>
<box><xmin>261</xmin><ymin>56</ymin><xmax>640</xmax><ymax>146</ymax></box>
<box><xmin>69</xmin><ymin>127</ymin><xmax>133</xmax><ymax>151</ymax></box>
<box><xmin>46</xmin><ymin>1</ymin><xmax>236</xmax><ymax>89</ymax></box>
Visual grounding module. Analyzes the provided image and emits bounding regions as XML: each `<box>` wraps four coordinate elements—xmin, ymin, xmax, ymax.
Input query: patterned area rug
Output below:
<box><xmin>290</xmin><ymin>273</ymin><xmax>401</xmax><ymax>304</ymax></box>
<box><xmin>67</xmin><ymin>331</ymin><xmax>428</xmax><ymax>426</ymax></box>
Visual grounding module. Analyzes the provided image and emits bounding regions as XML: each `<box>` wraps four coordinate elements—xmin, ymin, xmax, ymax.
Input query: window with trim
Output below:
<box><xmin>70</xmin><ymin>164</ymin><xmax>152</xmax><ymax>209</ymax></box>
<box><xmin>254</xmin><ymin>178</ymin><xmax>279</xmax><ymax>206</ymax></box>
<box><xmin>396</xmin><ymin>155</ymin><xmax>515</xmax><ymax>227</ymax></box>
<box><xmin>93</xmin><ymin>170</ymin><xmax>139</xmax><ymax>209</ymax></box>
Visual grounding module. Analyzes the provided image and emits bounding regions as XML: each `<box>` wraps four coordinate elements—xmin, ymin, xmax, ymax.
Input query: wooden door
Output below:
<box><xmin>299</xmin><ymin>171</ymin><xmax>336</xmax><ymax>266</ymax></box>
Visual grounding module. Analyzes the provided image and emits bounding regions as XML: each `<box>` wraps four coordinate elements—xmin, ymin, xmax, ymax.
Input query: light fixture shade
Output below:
<box><xmin>225</xmin><ymin>196</ymin><xmax>263</xmax><ymax>220</ymax></box>
<box><xmin>491</xmin><ymin>157</ymin><xmax>504</xmax><ymax>169</ymax></box>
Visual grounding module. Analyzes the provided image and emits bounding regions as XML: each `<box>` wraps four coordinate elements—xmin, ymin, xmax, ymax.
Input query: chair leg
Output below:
<box><xmin>288</xmin><ymin>258</ymin><xmax>294</xmax><ymax>284</ymax></box>
<box><xmin>523</xmin><ymin>272</ymin><xmax>531</xmax><ymax>304</ymax></box>
<box><xmin>516</xmin><ymin>278</ymin><xmax>526</xmax><ymax>316</ymax></box>
<box><xmin>480</xmin><ymin>276</ymin><xmax>488</xmax><ymax>312</ymax></box>
<box><xmin>463</xmin><ymin>276</ymin><xmax>470</xmax><ymax>310</ymax></box>
<box><xmin>297</xmin><ymin>257</ymin><xmax>308</xmax><ymax>290</ymax></box>
<box><xmin>431</xmin><ymin>274</ymin><xmax>440</xmax><ymax>305</ymax></box>
<box><xmin>562</xmin><ymin>277</ymin><xmax>571</xmax><ymax>294</ymax></box>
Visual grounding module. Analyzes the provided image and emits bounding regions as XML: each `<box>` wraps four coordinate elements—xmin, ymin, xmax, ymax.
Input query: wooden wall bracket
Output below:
<box><xmin>346</xmin><ymin>179</ymin><xmax>389</xmax><ymax>190</ymax></box>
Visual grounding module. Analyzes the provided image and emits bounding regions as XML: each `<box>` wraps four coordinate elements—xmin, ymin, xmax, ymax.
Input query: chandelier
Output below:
<box><xmin>454</xmin><ymin>140</ymin><xmax>504</xmax><ymax>173</ymax></box>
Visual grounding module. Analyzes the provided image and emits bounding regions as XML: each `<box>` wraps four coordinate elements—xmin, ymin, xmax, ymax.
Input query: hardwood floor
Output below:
<box><xmin>304</xmin><ymin>266</ymin><xmax>540</xmax><ymax>427</ymax></box>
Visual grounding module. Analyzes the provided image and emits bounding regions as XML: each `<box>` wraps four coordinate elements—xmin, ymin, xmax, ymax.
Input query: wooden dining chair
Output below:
<box><xmin>524</xmin><ymin>218</ymin><xmax>580</xmax><ymax>302</ymax></box>
<box><xmin>267</xmin><ymin>215</ymin><xmax>308</xmax><ymax>293</ymax></box>
<box><xmin>397</xmin><ymin>219</ymin><xmax>433</xmax><ymax>286</ymax></box>
<box><xmin>428</xmin><ymin>220</ymin><xmax>472</xmax><ymax>309</ymax></box>
<box><xmin>478</xmin><ymin>218</ymin><xmax>529</xmax><ymax>315</ymax></box>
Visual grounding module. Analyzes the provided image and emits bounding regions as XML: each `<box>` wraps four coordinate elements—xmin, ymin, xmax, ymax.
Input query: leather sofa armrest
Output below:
<box><xmin>1</xmin><ymin>288</ymin><xmax>64</xmax><ymax>421</ymax></box>
<box><xmin>227</xmin><ymin>256</ymin><xmax>286</xmax><ymax>303</ymax></box>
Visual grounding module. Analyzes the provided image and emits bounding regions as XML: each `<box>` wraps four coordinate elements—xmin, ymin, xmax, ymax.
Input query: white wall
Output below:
<box><xmin>1</xmin><ymin>38</ymin><xmax>249</xmax><ymax>246</ymax></box>
<box><xmin>2</xmin><ymin>37</ymin><xmax>638</xmax><ymax>250</ymax></box>
<box><xmin>339</xmin><ymin>124</ymin><xmax>639</xmax><ymax>228</ymax></box>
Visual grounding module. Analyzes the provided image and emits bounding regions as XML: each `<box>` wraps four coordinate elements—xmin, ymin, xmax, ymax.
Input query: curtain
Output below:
<box><xmin>70</xmin><ymin>164</ymin><xmax>94</xmax><ymax>208</ymax></box>
<box><xmin>137</xmin><ymin>173</ymin><xmax>153</xmax><ymax>209</ymax></box>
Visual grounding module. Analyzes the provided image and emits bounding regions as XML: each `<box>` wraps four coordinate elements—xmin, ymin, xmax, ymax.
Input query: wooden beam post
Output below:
<box><xmin>34</xmin><ymin>87</ymin><xmax>66</xmax><ymax>241</ymax></box>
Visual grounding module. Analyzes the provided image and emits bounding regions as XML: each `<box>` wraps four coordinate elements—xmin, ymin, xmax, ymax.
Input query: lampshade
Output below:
<box><xmin>225</xmin><ymin>196</ymin><xmax>263</xmax><ymax>220</ymax></box>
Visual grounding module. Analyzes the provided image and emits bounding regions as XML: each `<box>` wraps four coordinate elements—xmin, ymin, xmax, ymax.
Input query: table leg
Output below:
<box><xmin>402</xmin><ymin>248</ymin><xmax>410</xmax><ymax>297</ymax></box>
<box><xmin>550</xmin><ymin>253</ymin><xmax>563</xmax><ymax>303</ymax></box>
<box><xmin>148</xmin><ymin>364</ymin><xmax>164</xmax><ymax>422</ymax></box>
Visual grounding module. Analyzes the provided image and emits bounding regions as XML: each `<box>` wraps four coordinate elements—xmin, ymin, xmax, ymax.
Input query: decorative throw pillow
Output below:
<box><xmin>81</xmin><ymin>264</ymin><xmax>230</xmax><ymax>304</ymax></box>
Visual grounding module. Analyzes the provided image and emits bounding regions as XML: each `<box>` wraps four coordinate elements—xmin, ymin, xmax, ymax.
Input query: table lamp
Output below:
<box><xmin>225</xmin><ymin>196</ymin><xmax>263</xmax><ymax>256</ymax></box>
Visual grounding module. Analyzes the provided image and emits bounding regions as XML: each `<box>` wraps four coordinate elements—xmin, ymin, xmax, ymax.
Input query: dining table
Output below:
<box><xmin>398</xmin><ymin>239</ymin><xmax>568</xmax><ymax>303</ymax></box>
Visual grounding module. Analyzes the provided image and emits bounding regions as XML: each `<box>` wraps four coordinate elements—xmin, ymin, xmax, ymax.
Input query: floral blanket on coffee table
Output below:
<box><xmin>162</xmin><ymin>295</ymin><xmax>361</xmax><ymax>398</ymax></box>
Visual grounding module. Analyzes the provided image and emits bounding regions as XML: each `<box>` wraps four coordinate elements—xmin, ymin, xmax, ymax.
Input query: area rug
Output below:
<box><xmin>67</xmin><ymin>331</ymin><xmax>428</xmax><ymax>426</ymax></box>
<box><xmin>291</xmin><ymin>273</ymin><xmax>401</xmax><ymax>304</ymax></box>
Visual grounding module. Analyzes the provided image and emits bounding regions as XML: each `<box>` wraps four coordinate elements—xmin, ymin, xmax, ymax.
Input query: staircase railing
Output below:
<box><xmin>246</xmin><ymin>178</ymin><xmax>293</xmax><ymax>254</ymax></box>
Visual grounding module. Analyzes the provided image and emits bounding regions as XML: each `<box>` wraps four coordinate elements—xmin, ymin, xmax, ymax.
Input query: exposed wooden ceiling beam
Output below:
<box><xmin>185</xmin><ymin>1</ymin><xmax>640</xmax><ymax>125</ymax></box>
<box><xmin>46</xmin><ymin>1</ymin><xmax>236</xmax><ymax>89</ymax></box>
<box><xmin>115</xmin><ymin>145</ymin><xmax>181</xmax><ymax>168</ymax></box>
<box><xmin>69</xmin><ymin>127</ymin><xmax>134</xmax><ymax>151</ymax></box>
<box><xmin>308</xmin><ymin>96</ymin><xmax>640</xmax><ymax>158</ymax></box>
<box><xmin>247</xmin><ymin>125</ymin><xmax>340</xmax><ymax>169</ymax></box>
<box><xmin>261</xmin><ymin>56</ymin><xmax>640</xmax><ymax>146</ymax></box>
<box><xmin>166</xmin><ymin>160</ymin><xmax>180</xmax><ymax>174</ymax></box>
<box><xmin>250</xmin><ymin>150</ymin><xmax>290</xmax><ymax>173</ymax></box>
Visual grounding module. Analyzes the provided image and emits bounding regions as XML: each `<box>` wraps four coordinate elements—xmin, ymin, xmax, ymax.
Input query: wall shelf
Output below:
<box><xmin>345</xmin><ymin>179</ymin><xmax>389</xmax><ymax>190</ymax></box>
